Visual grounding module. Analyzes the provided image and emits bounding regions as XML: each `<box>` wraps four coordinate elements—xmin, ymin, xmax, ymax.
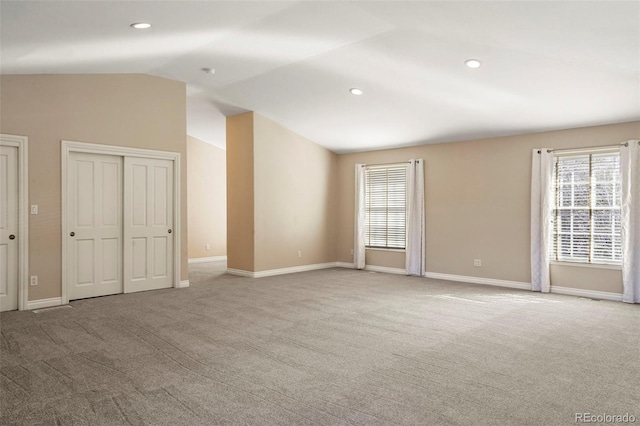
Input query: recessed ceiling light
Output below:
<box><xmin>464</xmin><ymin>59</ymin><xmax>481</xmax><ymax>69</ymax></box>
<box><xmin>350</xmin><ymin>88</ymin><xmax>364</xmax><ymax>96</ymax></box>
<box><xmin>130</xmin><ymin>22</ymin><xmax>151</xmax><ymax>29</ymax></box>
<box><xmin>202</xmin><ymin>68</ymin><xmax>216</xmax><ymax>75</ymax></box>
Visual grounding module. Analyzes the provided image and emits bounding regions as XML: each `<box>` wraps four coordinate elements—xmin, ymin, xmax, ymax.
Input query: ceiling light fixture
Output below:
<box><xmin>202</xmin><ymin>68</ymin><xmax>216</xmax><ymax>74</ymax></box>
<box><xmin>464</xmin><ymin>59</ymin><xmax>481</xmax><ymax>69</ymax></box>
<box><xmin>130</xmin><ymin>22</ymin><xmax>152</xmax><ymax>29</ymax></box>
<box><xmin>350</xmin><ymin>88</ymin><xmax>364</xmax><ymax>96</ymax></box>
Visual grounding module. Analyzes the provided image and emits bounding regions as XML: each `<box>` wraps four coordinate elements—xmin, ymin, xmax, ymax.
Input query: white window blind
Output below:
<box><xmin>365</xmin><ymin>166</ymin><xmax>407</xmax><ymax>249</ymax></box>
<box><xmin>551</xmin><ymin>152</ymin><xmax>622</xmax><ymax>264</ymax></box>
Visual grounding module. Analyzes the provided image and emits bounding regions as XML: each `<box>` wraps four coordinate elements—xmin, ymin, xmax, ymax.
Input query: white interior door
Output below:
<box><xmin>124</xmin><ymin>157</ymin><xmax>174</xmax><ymax>293</ymax></box>
<box><xmin>67</xmin><ymin>152</ymin><xmax>123</xmax><ymax>300</ymax></box>
<box><xmin>0</xmin><ymin>145</ymin><xmax>18</xmax><ymax>311</ymax></box>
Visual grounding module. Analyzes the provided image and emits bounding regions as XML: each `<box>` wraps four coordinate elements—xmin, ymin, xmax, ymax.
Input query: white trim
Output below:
<box><xmin>227</xmin><ymin>262</ymin><xmax>339</xmax><ymax>278</ymax></box>
<box><xmin>0</xmin><ymin>134</ymin><xmax>29</xmax><ymax>311</ymax></box>
<box><xmin>62</xmin><ymin>140</ymin><xmax>180</xmax><ymax>160</ymax></box>
<box><xmin>61</xmin><ymin>140</ymin><xmax>182</xmax><ymax>305</ymax></box>
<box><xmin>26</xmin><ymin>297</ymin><xmax>63</xmax><ymax>310</ymax></box>
<box><xmin>550</xmin><ymin>260</ymin><xmax>621</xmax><ymax>270</ymax></box>
<box><xmin>173</xmin><ymin>152</ymin><xmax>182</xmax><ymax>295</ymax></box>
<box><xmin>553</xmin><ymin>146</ymin><xmax>622</xmax><ymax>157</ymax></box>
<box><xmin>339</xmin><ymin>264</ymin><xmax>622</xmax><ymax>301</ymax></box>
<box><xmin>423</xmin><ymin>272</ymin><xmax>532</xmax><ymax>291</ymax></box>
<box><xmin>178</xmin><ymin>280</ymin><xmax>190</xmax><ymax>288</ymax></box>
<box><xmin>188</xmin><ymin>256</ymin><xmax>227</xmax><ymax>264</ymax></box>
<box><xmin>344</xmin><ymin>265</ymin><xmax>623</xmax><ymax>302</ymax></box>
<box><xmin>365</xmin><ymin>247</ymin><xmax>406</xmax><ymax>253</ymax></box>
<box><xmin>254</xmin><ymin>262</ymin><xmax>338</xmax><ymax>278</ymax></box>
<box><xmin>335</xmin><ymin>266</ymin><xmax>624</xmax><ymax>303</ymax></box>
<box><xmin>225</xmin><ymin>268</ymin><xmax>255</xmax><ymax>278</ymax></box>
<box><xmin>364</xmin><ymin>265</ymin><xmax>406</xmax><ymax>275</ymax></box>
<box><xmin>550</xmin><ymin>286</ymin><xmax>623</xmax><ymax>302</ymax></box>
<box><xmin>365</xmin><ymin>162</ymin><xmax>410</xmax><ymax>170</ymax></box>
<box><xmin>336</xmin><ymin>262</ymin><xmax>407</xmax><ymax>275</ymax></box>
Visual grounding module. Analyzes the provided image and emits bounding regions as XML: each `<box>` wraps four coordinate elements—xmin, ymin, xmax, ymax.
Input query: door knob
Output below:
<box><xmin>9</xmin><ymin>235</ymin><xmax>15</xmax><ymax>240</ymax></box>
<box><xmin>168</xmin><ymin>229</ymin><xmax>172</xmax><ymax>234</ymax></box>
<box><xmin>70</xmin><ymin>232</ymin><xmax>75</xmax><ymax>237</ymax></box>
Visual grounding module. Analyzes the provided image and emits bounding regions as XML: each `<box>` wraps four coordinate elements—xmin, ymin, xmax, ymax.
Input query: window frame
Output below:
<box><xmin>551</xmin><ymin>148</ymin><xmax>622</xmax><ymax>266</ymax></box>
<box><xmin>364</xmin><ymin>163</ymin><xmax>409</xmax><ymax>251</ymax></box>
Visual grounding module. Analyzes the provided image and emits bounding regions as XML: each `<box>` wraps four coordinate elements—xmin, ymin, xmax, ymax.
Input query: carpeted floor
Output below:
<box><xmin>1</xmin><ymin>267</ymin><xmax>639</xmax><ymax>425</ymax></box>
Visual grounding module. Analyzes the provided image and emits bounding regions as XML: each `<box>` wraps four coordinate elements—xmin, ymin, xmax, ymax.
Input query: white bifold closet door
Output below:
<box><xmin>0</xmin><ymin>145</ymin><xmax>19</xmax><ymax>312</ymax></box>
<box><xmin>123</xmin><ymin>157</ymin><xmax>174</xmax><ymax>293</ymax></box>
<box><xmin>67</xmin><ymin>153</ymin><xmax>123</xmax><ymax>300</ymax></box>
<box><xmin>67</xmin><ymin>153</ymin><xmax>174</xmax><ymax>301</ymax></box>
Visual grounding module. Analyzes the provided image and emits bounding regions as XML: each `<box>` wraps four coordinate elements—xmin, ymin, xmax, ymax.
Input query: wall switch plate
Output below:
<box><xmin>30</xmin><ymin>205</ymin><xmax>38</xmax><ymax>215</ymax></box>
<box><xmin>473</xmin><ymin>259</ymin><xmax>482</xmax><ymax>267</ymax></box>
<box><xmin>297</xmin><ymin>250</ymin><xmax>302</xmax><ymax>258</ymax></box>
<box><xmin>30</xmin><ymin>276</ymin><xmax>38</xmax><ymax>286</ymax></box>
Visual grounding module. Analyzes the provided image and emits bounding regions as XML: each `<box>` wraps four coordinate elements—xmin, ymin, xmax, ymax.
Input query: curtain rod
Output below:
<box><xmin>544</xmin><ymin>141</ymin><xmax>633</xmax><ymax>153</ymax></box>
<box><xmin>361</xmin><ymin>161</ymin><xmax>412</xmax><ymax>168</ymax></box>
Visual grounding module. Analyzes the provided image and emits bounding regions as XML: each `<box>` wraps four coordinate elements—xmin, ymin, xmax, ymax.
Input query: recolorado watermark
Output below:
<box><xmin>576</xmin><ymin>413</ymin><xmax>636</xmax><ymax>423</ymax></box>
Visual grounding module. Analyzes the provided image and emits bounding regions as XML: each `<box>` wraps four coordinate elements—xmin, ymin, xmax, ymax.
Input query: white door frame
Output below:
<box><xmin>0</xmin><ymin>134</ymin><xmax>29</xmax><ymax>311</ymax></box>
<box><xmin>61</xmin><ymin>140</ymin><xmax>181</xmax><ymax>305</ymax></box>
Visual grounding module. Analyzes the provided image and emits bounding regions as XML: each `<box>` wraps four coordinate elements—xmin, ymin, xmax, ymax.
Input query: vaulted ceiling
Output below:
<box><xmin>2</xmin><ymin>1</ymin><xmax>638</xmax><ymax>153</ymax></box>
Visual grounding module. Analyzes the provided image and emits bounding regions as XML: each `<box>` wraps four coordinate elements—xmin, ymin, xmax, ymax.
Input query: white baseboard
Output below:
<box><xmin>227</xmin><ymin>262</ymin><xmax>340</xmax><ymax>278</ymax></box>
<box><xmin>423</xmin><ymin>272</ymin><xmax>532</xmax><ymax>291</ymax></box>
<box><xmin>335</xmin><ymin>262</ymin><xmax>407</xmax><ymax>275</ymax></box>
<box><xmin>420</xmin><ymin>272</ymin><xmax>623</xmax><ymax>301</ymax></box>
<box><xmin>226</xmin><ymin>268</ymin><xmax>254</xmax><ymax>277</ymax></box>
<box><xmin>26</xmin><ymin>297</ymin><xmax>63</xmax><ymax>310</ymax></box>
<box><xmin>188</xmin><ymin>256</ymin><xmax>227</xmax><ymax>264</ymax></box>
<box><xmin>28</xmin><ymin>282</ymin><xmax>194</xmax><ymax>310</ymax></box>
<box><xmin>365</xmin><ymin>265</ymin><xmax>406</xmax><ymax>275</ymax></box>
<box><xmin>550</xmin><ymin>286</ymin><xmax>623</xmax><ymax>302</ymax></box>
<box><xmin>342</xmin><ymin>265</ymin><xmax>529</xmax><ymax>288</ymax></box>
<box><xmin>254</xmin><ymin>264</ymin><xmax>338</xmax><ymax>278</ymax></box>
<box><xmin>222</xmin><ymin>262</ymin><xmax>624</xmax><ymax>302</ymax></box>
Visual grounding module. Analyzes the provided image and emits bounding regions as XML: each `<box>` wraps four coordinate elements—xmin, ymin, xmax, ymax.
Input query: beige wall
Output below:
<box><xmin>226</xmin><ymin>112</ymin><xmax>338</xmax><ymax>272</ymax></box>
<box><xmin>253</xmin><ymin>113</ymin><xmax>338</xmax><ymax>271</ymax></box>
<box><xmin>0</xmin><ymin>74</ymin><xmax>187</xmax><ymax>301</ymax></box>
<box><xmin>226</xmin><ymin>112</ymin><xmax>255</xmax><ymax>271</ymax></box>
<box><xmin>550</xmin><ymin>264</ymin><xmax>621</xmax><ymax>293</ymax></box>
<box><xmin>187</xmin><ymin>135</ymin><xmax>226</xmax><ymax>259</ymax></box>
<box><xmin>226</xmin><ymin>113</ymin><xmax>635</xmax><ymax>294</ymax></box>
<box><xmin>337</xmin><ymin>121</ymin><xmax>639</xmax><ymax>294</ymax></box>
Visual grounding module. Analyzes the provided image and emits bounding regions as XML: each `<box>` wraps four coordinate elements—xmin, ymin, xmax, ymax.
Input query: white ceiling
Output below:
<box><xmin>2</xmin><ymin>1</ymin><xmax>638</xmax><ymax>153</ymax></box>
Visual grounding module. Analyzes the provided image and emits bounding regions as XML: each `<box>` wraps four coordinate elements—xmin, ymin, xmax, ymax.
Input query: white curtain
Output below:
<box><xmin>354</xmin><ymin>164</ymin><xmax>366</xmax><ymax>269</ymax></box>
<box><xmin>621</xmin><ymin>141</ymin><xmax>640</xmax><ymax>303</ymax></box>
<box><xmin>406</xmin><ymin>159</ymin><xmax>426</xmax><ymax>276</ymax></box>
<box><xmin>531</xmin><ymin>149</ymin><xmax>553</xmax><ymax>293</ymax></box>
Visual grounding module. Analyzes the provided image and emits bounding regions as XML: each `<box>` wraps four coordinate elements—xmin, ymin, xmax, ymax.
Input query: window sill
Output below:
<box><xmin>550</xmin><ymin>261</ymin><xmax>622</xmax><ymax>271</ymax></box>
<box><xmin>366</xmin><ymin>247</ymin><xmax>406</xmax><ymax>253</ymax></box>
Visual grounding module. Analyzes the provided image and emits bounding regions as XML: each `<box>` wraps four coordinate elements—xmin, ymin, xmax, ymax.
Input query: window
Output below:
<box><xmin>551</xmin><ymin>152</ymin><xmax>621</xmax><ymax>264</ymax></box>
<box><xmin>365</xmin><ymin>165</ymin><xmax>407</xmax><ymax>249</ymax></box>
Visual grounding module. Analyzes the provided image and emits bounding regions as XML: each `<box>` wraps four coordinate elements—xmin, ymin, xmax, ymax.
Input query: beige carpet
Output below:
<box><xmin>1</xmin><ymin>267</ymin><xmax>639</xmax><ymax>425</ymax></box>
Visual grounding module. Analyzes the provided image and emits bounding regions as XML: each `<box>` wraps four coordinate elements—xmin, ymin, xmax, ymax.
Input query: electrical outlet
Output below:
<box><xmin>30</xmin><ymin>205</ymin><xmax>38</xmax><ymax>215</ymax></box>
<box><xmin>473</xmin><ymin>259</ymin><xmax>482</xmax><ymax>267</ymax></box>
<box><xmin>205</xmin><ymin>244</ymin><xmax>210</xmax><ymax>251</ymax></box>
<box><xmin>30</xmin><ymin>276</ymin><xmax>38</xmax><ymax>286</ymax></box>
<box><xmin>297</xmin><ymin>250</ymin><xmax>302</xmax><ymax>258</ymax></box>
